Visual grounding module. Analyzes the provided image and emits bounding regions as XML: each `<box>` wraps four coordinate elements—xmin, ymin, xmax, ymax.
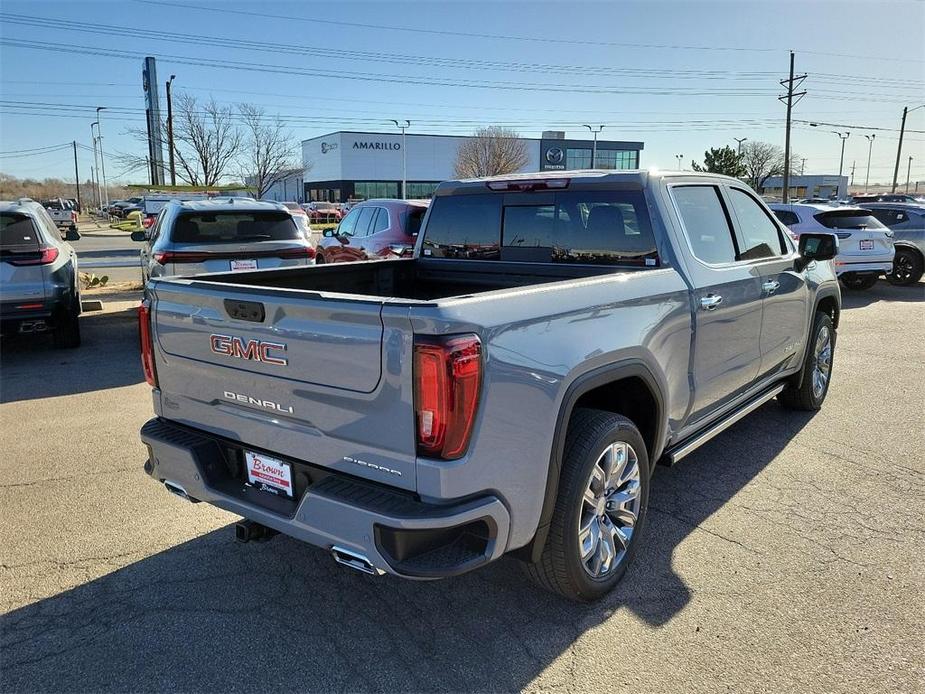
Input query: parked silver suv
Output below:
<box><xmin>132</xmin><ymin>198</ymin><xmax>316</xmax><ymax>283</ymax></box>
<box><xmin>1</xmin><ymin>199</ymin><xmax>81</xmax><ymax>348</ymax></box>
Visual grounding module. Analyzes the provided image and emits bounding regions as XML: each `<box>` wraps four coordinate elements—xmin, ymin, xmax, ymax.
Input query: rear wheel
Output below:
<box><xmin>524</xmin><ymin>409</ymin><xmax>649</xmax><ymax>602</ymax></box>
<box><xmin>779</xmin><ymin>311</ymin><xmax>834</xmax><ymax>411</ymax></box>
<box><xmin>840</xmin><ymin>272</ymin><xmax>879</xmax><ymax>290</ymax></box>
<box><xmin>887</xmin><ymin>247</ymin><xmax>924</xmax><ymax>286</ymax></box>
<box><xmin>314</xmin><ymin>251</ymin><xmax>325</xmax><ymax>264</ymax></box>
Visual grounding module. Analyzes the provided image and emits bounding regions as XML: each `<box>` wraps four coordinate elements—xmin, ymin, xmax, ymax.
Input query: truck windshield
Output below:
<box><xmin>421</xmin><ymin>190</ymin><xmax>657</xmax><ymax>265</ymax></box>
<box><xmin>170</xmin><ymin>211</ymin><xmax>300</xmax><ymax>244</ymax></box>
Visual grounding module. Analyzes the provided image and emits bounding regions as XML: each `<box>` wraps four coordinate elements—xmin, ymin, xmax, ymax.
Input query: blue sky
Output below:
<box><xmin>1</xmin><ymin>0</ymin><xmax>923</xmax><ymax>185</ymax></box>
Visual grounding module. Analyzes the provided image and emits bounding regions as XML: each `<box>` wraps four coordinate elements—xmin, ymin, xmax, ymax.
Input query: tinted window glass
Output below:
<box><xmin>406</xmin><ymin>207</ymin><xmax>426</xmax><ymax>236</ymax></box>
<box><xmin>337</xmin><ymin>208</ymin><xmax>360</xmax><ymax>236</ymax></box>
<box><xmin>814</xmin><ymin>211</ymin><xmax>887</xmax><ymax>230</ymax></box>
<box><xmin>728</xmin><ymin>188</ymin><xmax>784</xmax><ymax>260</ymax></box>
<box><xmin>773</xmin><ymin>209</ymin><xmax>799</xmax><ymax>226</ymax></box>
<box><xmin>501</xmin><ymin>191</ymin><xmax>656</xmax><ymax>264</ymax></box>
<box><xmin>371</xmin><ymin>208</ymin><xmax>390</xmax><ymax>234</ymax></box>
<box><xmin>0</xmin><ymin>213</ymin><xmax>40</xmax><ymax>250</ymax></box>
<box><xmin>671</xmin><ymin>186</ymin><xmax>737</xmax><ymax>264</ymax></box>
<box><xmin>421</xmin><ymin>194</ymin><xmax>501</xmax><ymax>260</ymax></box>
<box><xmin>352</xmin><ymin>207</ymin><xmax>376</xmax><ymax>237</ymax></box>
<box><xmin>169</xmin><ymin>211</ymin><xmax>299</xmax><ymax>244</ymax></box>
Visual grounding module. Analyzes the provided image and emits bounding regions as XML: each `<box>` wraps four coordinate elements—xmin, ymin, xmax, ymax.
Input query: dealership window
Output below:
<box><xmin>354</xmin><ymin>182</ymin><xmax>399</xmax><ymax>200</ymax></box>
<box><xmin>596</xmin><ymin>150</ymin><xmax>638</xmax><ymax>170</ymax></box>
<box><xmin>567</xmin><ymin>148</ymin><xmax>592</xmax><ymax>169</ymax></box>
<box><xmin>406</xmin><ymin>182</ymin><xmax>440</xmax><ymax>199</ymax></box>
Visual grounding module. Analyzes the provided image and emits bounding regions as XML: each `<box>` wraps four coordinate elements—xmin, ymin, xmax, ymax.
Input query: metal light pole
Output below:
<box><xmin>583</xmin><ymin>125</ymin><xmax>604</xmax><ymax>168</ymax></box>
<box><xmin>907</xmin><ymin>156</ymin><xmax>914</xmax><ymax>192</ymax></box>
<box><xmin>90</xmin><ymin>122</ymin><xmax>101</xmax><ymax>208</ymax></box>
<box><xmin>166</xmin><ymin>74</ymin><xmax>176</xmax><ymax>186</ymax></box>
<box><xmin>863</xmin><ymin>134</ymin><xmax>875</xmax><ymax>193</ymax></box>
<box><xmin>675</xmin><ymin>154</ymin><xmax>684</xmax><ymax>169</ymax></box>
<box><xmin>800</xmin><ymin>158</ymin><xmax>806</xmax><ymax>175</ymax></box>
<box><xmin>96</xmin><ymin>107</ymin><xmax>109</xmax><ymax>209</ymax></box>
<box><xmin>734</xmin><ymin>137</ymin><xmax>747</xmax><ymax>155</ymax></box>
<box><xmin>391</xmin><ymin>119</ymin><xmax>410</xmax><ymax>199</ymax></box>
<box><xmin>828</xmin><ymin>131</ymin><xmax>850</xmax><ymax>179</ymax></box>
<box><xmin>892</xmin><ymin>104</ymin><xmax>925</xmax><ymax>192</ymax></box>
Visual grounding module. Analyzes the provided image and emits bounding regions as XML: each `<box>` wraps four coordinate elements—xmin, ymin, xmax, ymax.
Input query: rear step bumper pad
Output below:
<box><xmin>140</xmin><ymin>417</ymin><xmax>510</xmax><ymax>579</ymax></box>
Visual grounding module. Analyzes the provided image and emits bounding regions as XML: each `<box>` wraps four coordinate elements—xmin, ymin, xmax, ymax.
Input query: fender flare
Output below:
<box><xmin>518</xmin><ymin>359</ymin><xmax>667</xmax><ymax>564</ymax></box>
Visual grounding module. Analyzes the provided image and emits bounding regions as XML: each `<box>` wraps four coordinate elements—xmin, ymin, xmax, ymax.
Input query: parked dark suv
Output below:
<box><xmin>315</xmin><ymin>199</ymin><xmax>429</xmax><ymax>263</ymax></box>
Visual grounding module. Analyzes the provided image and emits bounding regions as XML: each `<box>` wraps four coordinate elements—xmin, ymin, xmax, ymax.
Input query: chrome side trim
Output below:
<box><xmin>667</xmin><ymin>384</ymin><xmax>786</xmax><ymax>464</ymax></box>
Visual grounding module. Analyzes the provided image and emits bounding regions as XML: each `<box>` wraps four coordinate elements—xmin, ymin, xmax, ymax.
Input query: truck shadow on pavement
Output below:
<box><xmin>839</xmin><ymin>279</ymin><xmax>924</xmax><ymax>310</ymax></box>
<box><xmin>0</xmin><ymin>309</ymin><xmax>142</xmax><ymax>404</ymax></box>
<box><xmin>0</xmin><ymin>403</ymin><xmax>813</xmax><ymax>693</ymax></box>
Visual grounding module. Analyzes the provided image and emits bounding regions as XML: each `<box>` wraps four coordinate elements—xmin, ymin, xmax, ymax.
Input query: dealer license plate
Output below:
<box><xmin>244</xmin><ymin>450</ymin><xmax>293</xmax><ymax>497</ymax></box>
<box><xmin>230</xmin><ymin>259</ymin><xmax>258</xmax><ymax>271</ymax></box>
<box><xmin>859</xmin><ymin>239</ymin><xmax>874</xmax><ymax>251</ymax></box>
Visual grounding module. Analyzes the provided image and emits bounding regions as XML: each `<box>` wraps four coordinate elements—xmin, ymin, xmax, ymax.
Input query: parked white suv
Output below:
<box><xmin>769</xmin><ymin>203</ymin><xmax>894</xmax><ymax>290</ymax></box>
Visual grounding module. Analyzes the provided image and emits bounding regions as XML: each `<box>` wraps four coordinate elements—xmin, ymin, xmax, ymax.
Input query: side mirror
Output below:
<box><xmin>130</xmin><ymin>230</ymin><xmax>148</xmax><ymax>242</ymax></box>
<box><xmin>796</xmin><ymin>232</ymin><xmax>838</xmax><ymax>270</ymax></box>
<box><xmin>65</xmin><ymin>228</ymin><xmax>81</xmax><ymax>241</ymax></box>
<box><xmin>322</xmin><ymin>228</ymin><xmax>335</xmax><ymax>237</ymax></box>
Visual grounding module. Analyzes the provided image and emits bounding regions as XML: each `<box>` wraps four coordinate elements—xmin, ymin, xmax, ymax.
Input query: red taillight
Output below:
<box><xmin>138</xmin><ymin>301</ymin><xmax>157</xmax><ymax>387</ymax></box>
<box><xmin>413</xmin><ymin>334</ymin><xmax>482</xmax><ymax>460</ymax></box>
<box><xmin>71</xmin><ymin>211</ymin><xmax>78</xmax><ymax>223</ymax></box>
<box><xmin>277</xmin><ymin>246</ymin><xmax>316</xmax><ymax>259</ymax></box>
<box><xmin>153</xmin><ymin>250</ymin><xmax>209</xmax><ymax>264</ymax></box>
<box><xmin>8</xmin><ymin>247</ymin><xmax>59</xmax><ymax>266</ymax></box>
<box><xmin>142</xmin><ymin>216</ymin><xmax>156</xmax><ymax>229</ymax></box>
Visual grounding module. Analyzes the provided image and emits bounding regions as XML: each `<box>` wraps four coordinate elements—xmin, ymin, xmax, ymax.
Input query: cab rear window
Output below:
<box><xmin>421</xmin><ymin>191</ymin><xmax>656</xmax><ymax>265</ymax></box>
<box><xmin>0</xmin><ymin>213</ymin><xmax>40</xmax><ymax>250</ymax></box>
<box><xmin>170</xmin><ymin>211</ymin><xmax>299</xmax><ymax>244</ymax></box>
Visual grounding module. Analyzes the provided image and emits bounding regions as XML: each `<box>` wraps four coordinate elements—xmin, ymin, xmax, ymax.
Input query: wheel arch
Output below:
<box><xmin>515</xmin><ymin>360</ymin><xmax>667</xmax><ymax>564</ymax></box>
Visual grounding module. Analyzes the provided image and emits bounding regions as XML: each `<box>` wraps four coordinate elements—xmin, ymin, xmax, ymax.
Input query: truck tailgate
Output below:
<box><xmin>149</xmin><ymin>279</ymin><xmax>418</xmax><ymax>491</ymax></box>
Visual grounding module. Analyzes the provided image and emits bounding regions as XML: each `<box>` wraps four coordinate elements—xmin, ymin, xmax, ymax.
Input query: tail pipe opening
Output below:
<box><xmin>331</xmin><ymin>546</ymin><xmax>385</xmax><ymax>575</ymax></box>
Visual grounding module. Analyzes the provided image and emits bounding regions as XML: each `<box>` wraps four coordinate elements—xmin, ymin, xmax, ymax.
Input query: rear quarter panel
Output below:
<box><xmin>408</xmin><ymin>267</ymin><xmax>692</xmax><ymax>549</ymax></box>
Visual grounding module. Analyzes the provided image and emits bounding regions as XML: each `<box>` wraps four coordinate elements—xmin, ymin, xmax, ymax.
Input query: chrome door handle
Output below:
<box><xmin>762</xmin><ymin>280</ymin><xmax>781</xmax><ymax>294</ymax></box>
<box><xmin>700</xmin><ymin>294</ymin><xmax>723</xmax><ymax>311</ymax></box>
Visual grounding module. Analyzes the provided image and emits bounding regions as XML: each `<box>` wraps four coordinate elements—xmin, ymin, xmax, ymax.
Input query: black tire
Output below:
<box><xmin>778</xmin><ymin>311</ymin><xmax>834</xmax><ymax>411</ymax></box>
<box><xmin>840</xmin><ymin>272</ymin><xmax>879</xmax><ymax>290</ymax></box>
<box><xmin>53</xmin><ymin>305</ymin><xmax>81</xmax><ymax>349</ymax></box>
<box><xmin>524</xmin><ymin>409</ymin><xmax>650</xmax><ymax>602</ymax></box>
<box><xmin>887</xmin><ymin>247</ymin><xmax>924</xmax><ymax>286</ymax></box>
<box><xmin>314</xmin><ymin>251</ymin><xmax>325</xmax><ymax>264</ymax></box>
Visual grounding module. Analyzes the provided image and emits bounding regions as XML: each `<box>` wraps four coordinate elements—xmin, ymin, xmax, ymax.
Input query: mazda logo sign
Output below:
<box><xmin>545</xmin><ymin>147</ymin><xmax>564</xmax><ymax>165</ymax></box>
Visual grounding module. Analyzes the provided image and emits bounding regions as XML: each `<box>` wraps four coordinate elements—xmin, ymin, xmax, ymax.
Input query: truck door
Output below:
<box><xmin>724</xmin><ymin>186</ymin><xmax>810</xmax><ymax>380</ymax></box>
<box><xmin>668</xmin><ymin>184</ymin><xmax>764</xmax><ymax>424</ymax></box>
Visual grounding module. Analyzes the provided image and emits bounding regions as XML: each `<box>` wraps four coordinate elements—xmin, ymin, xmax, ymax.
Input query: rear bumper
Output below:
<box><xmin>140</xmin><ymin>417</ymin><xmax>510</xmax><ymax>578</ymax></box>
<box><xmin>834</xmin><ymin>258</ymin><xmax>893</xmax><ymax>275</ymax></box>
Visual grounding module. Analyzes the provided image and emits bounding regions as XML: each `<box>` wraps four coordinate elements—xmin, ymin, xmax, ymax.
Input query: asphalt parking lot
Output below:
<box><xmin>1</xmin><ymin>281</ymin><xmax>923</xmax><ymax>693</ymax></box>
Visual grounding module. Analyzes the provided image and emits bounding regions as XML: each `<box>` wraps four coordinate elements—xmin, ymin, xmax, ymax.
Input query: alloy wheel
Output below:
<box><xmin>812</xmin><ymin>325</ymin><xmax>832</xmax><ymax>399</ymax></box>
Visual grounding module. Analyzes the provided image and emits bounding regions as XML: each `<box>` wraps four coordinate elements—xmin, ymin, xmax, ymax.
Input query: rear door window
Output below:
<box><xmin>671</xmin><ymin>186</ymin><xmax>738</xmax><ymax>264</ymax></box>
<box><xmin>726</xmin><ymin>188</ymin><xmax>785</xmax><ymax>260</ymax></box>
<box><xmin>371</xmin><ymin>208</ymin><xmax>390</xmax><ymax>234</ymax></box>
<box><xmin>772</xmin><ymin>209</ymin><xmax>799</xmax><ymax>227</ymax></box>
<box><xmin>169</xmin><ymin>211</ymin><xmax>299</xmax><ymax>244</ymax></box>
<box><xmin>352</xmin><ymin>207</ymin><xmax>377</xmax><ymax>237</ymax></box>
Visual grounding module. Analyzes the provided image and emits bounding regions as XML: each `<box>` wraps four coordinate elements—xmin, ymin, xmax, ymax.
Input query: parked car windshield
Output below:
<box><xmin>169</xmin><ymin>211</ymin><xmax>300</xmax><ymax>244</ymax></box>
<box><xmin>421</xmin><ymin>190</ymin><xmax>657</xmax><ymax>265</ymax></box>
<box><xmin>813</xmin><ymin>210</ymin><xmax>888</xmax><ymax>230</ymax></box>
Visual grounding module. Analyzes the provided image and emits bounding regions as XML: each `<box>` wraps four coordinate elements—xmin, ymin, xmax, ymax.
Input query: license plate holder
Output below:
<box><xmin>244</xmin><ymin>450</ymin><xmax>294</xmax><ymax>498</ymax></box>
<box><xmin>859</xmin><ymin>239</ymin><xmax>874</xmax><ymax>251</ymax></box>
<box><xmin>230</xmin><ymin>259</ymin><xmax>258</xmax><ymax>271</ymax></box>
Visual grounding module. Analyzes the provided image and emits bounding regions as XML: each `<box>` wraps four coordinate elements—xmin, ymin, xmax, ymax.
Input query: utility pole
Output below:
<box><xmin>779</xmin><ymin>51</ymin><xmax>807</xmax><ymax>204</ymax></box>
<box><xmin>734</xmin><ymin>137</ymin><xmax>747</xmax><ymax>155</ymax></box>
<box><xmin>90</xmin><ymin>122</ymin><xmax>101</xmax><ymax>209</ymax></box>
<box><xmin>584</xmin><ymin>125</ymin><xmax>604</xmax><ymax>167</ymax></box>
<box><xmin>800</xmin><ymin>158</ymin><xmax>806</xmax><ymax>175</ymax></box>
<box><xmin>864</xmin><ymin>134</ymin><xmax>875</xmax><ymax>193</ymax></box>
<box><xmin>166</xmin><ymin>74</ymin><xmax>176</xmax><ymax>186</ymax></box>
<box><xmin>391</xmin><ymin>119</ymin><xmax>410</xmax><ymax>199</ymax></box>
<box><xmin>892</xmin><ymin>104</ymin><xmax>925</xmax><ymax>192</ymax></box>
<box><xmin>96</xmin><ymin>107</ymin><xmax>109</xmax><ymax>210</ymax></box>
<box><xmin>907</xmin><ymin>156</ymin><xmax>914</xmax><ymax>192</ymax></box>
<box><xmin>72</xmin><ymin>141</ymin><xmax>81</xmax><ymax>212</ymax></box>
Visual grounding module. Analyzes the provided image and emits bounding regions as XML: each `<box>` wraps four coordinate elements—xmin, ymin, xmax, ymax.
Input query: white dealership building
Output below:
<box><xmin>282</xmin><ymin>130</ymin><xmax>645</xmax><ymax>203</ymax></box>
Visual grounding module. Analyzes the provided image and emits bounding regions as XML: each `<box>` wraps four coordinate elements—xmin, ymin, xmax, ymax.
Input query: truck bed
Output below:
<box><xmin>185</xmin><ymin>257</ymin><xmax>632</xmax><ymax>302</ymax></box>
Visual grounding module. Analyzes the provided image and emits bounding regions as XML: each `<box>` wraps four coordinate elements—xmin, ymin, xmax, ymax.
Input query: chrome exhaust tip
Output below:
<box><xmin>331</xmin><ymin>546</ymin><xmax>384</xmax><ymax>575</ymax></box>
<box><xmin>163</xmin><ymin>480</ymin><xmax>198</xmax><ymax>503</ymax></box>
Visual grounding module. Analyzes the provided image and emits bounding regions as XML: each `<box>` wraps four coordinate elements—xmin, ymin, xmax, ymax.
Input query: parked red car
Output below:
<box><xmin>305</xmin><ymin>201</ymin><xmax>344</xmax><ymax>224</ymax></box>
<box><xmin>315</xmin><ymin>199</ymin><xmax>429</xmax><ymax>264</ymax></box>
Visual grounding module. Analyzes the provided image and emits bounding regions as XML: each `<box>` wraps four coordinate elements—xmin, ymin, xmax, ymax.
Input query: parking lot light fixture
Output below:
<box><xmin>583</xmin><ymin>125</ymin><xmax>604</xmax><ymax>168</ymax></box>
<box><xmin>391</xmin><ymin>119</ymin><xmax>410</xmax><ymax>199</ymax></box>
<box><xmin>864</xmin><ymin>134</ymin><xmax>875</xmax><ymax>192</ymax></box>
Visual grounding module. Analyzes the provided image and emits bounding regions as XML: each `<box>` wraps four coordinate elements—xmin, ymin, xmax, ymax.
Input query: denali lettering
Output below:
<box><xmin>223</xmin><ymin>391</ymin><xmax>294</xmax><ymax>414</ymax></box>
<box><xmin>210</xmin><ymin>334</ymin><xmax>288</xmax><ymax>366</ymax></box>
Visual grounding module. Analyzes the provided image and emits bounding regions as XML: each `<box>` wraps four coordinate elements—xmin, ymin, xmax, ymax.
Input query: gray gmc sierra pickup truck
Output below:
<box><xmin>139</xmin><ymin>170</ymin><xmax>841</xmax><ymax>601</ymax></box>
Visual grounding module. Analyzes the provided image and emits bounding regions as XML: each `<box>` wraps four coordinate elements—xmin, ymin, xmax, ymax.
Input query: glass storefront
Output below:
<box><xmin>567</xmin><ymin>148</ymin><xmax>592</xmax><ymax>169</ymax></box>
<box><xmin>406</xmin><ymin>182</ymin><xmax>440</xmax><ymax>199</ymax></box>
<box><xmin>354</xmin><ymin>181</ymin><xmax>399</xmax><ymax>200</ymax></box>
<box><xmin>595</xmin><ymin>150</ymin><xmax>638</xmax><ymax>170</ymax></box>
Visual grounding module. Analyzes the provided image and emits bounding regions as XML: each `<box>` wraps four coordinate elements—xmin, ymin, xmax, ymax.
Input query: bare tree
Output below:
<box><xmin>237</xmin><ymin>104</ymin><xmax>302</xmax><ymax>199</ymax></box>
<box><xmin>740</xmin><ymin>141</ymin><xmax>800</xmax><ymax>192</ymax></box>
<box><xmin>453</xmin><ymin>126</ymin><xmax>529</xmax><ymax>178</ymax></box>
<box><xmin>115</xmin><ymin>92</ymin><xmax>241</xmax><ymax>186</ymax></box>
